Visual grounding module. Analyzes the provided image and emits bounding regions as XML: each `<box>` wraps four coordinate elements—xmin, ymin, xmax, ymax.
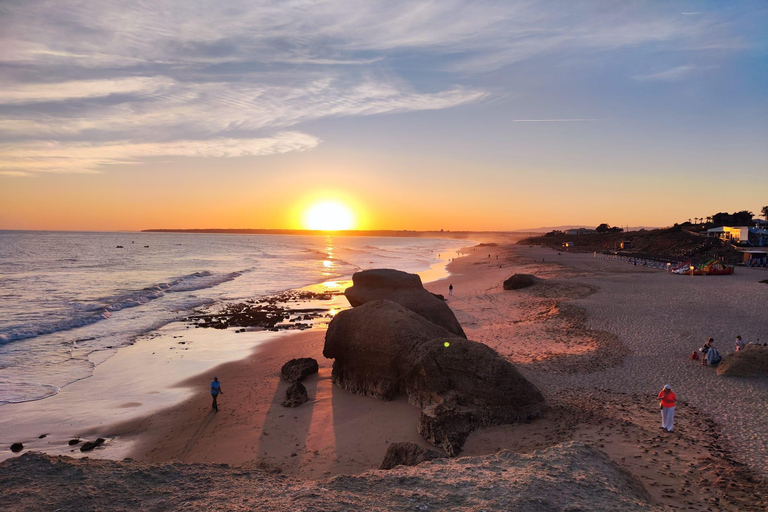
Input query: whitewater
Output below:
<box><xmin>0</xmin><ymin>231</ymin><xmax>462</xmax><ymax>404</ymax></box>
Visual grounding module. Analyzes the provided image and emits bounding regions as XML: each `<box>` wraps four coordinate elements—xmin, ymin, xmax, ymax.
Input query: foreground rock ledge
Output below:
<box><xmin>324</xmin><ymin>300</ymin><xmax>546</xmax><ymax>455</ymax></box>
<box><xmin>344</xmin><ymin>269</ymin><xmax>466</xmax><ymax>338</ymax></box>
<box><xmin>0</xmin><ymin>442</ymin><xmax>657</xmax><ymax>511</ymax></box>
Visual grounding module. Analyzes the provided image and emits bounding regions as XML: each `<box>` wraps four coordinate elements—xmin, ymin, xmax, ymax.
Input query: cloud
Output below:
<box><xmin>0</xmin><ymin>132</ymin><xmax>320</xmax><ymax>174</ymax></box>
<box><xmin>632</xmin><ymin>65</ymin><xmax>699</xmax><ymax>82</ymax></box>
<box><xmin>0</xmin><ymin>1</ymin><xmax>752</xmax><ymax>175</ymax></box>
<box><xmin>512</xmin><ymin>119</ymin><xmax>599</xmax><ymax>122</ymax></box>
<box><xmin>0</xmin><ymin>77</ymin><xmax>176</xmax><ymax>105</ymax></box>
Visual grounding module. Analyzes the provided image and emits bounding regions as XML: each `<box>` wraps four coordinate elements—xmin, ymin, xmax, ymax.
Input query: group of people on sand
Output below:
<box><xmin>688</xmin><ymin>335</ymin><xmax>758</xmax><ymax>366</ymax></box>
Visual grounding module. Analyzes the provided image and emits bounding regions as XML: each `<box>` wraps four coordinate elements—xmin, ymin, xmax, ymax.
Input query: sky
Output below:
<box><xmin>0</xmin><ymin>0</ymin><xmax>766</xmax><ymax>231</ymax></box>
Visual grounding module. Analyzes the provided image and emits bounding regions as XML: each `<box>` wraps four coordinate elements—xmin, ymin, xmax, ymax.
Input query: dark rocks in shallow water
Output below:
<box><xmin>68</xmin><ymin>439</ymin><xmax>81</xmax><ymax>446</ymax></box>
<box><xmin>324</xmin><ymin>300</ymin><xmax>455</xmax><ymax>401</ymax></box>
<box><xmin>80</xmin><ymin>438</ymin><xmax>105</xmax><ymax>452</ymax></box>
<box><xmin>379</xmin><ymin>442</ymin><xmax>445</xmax><ymax>470</ymax></box>
<box><xmin>280</xmin><ymin>358</ymin><xmax>319</xmax><ymax>383</ymax></box>
<box><xmin>38</xmin><ymin>434</ymin><xmax>47</xmax><ymax>439</ymax></box>
<box><xmin>503</xmin><ymin>274</ymin><xmax>541</xmax><ymax>290</ymax></box>
<box><xmin>10</xmin><ymin>443</ymin><xmax>23</xmax><ymax>453</ymax></box>
<box><xmin>344</xmin><ymin>269</ymin><xmax>466</xmax><ymax>338</ymax></box>
<box><xmin>324</xmin><ymin>300</ymin><xmax>546</xmax><ymax>455</ymax></box>
<box><xmin>282</xmin><ymin>382</ymin><xmax>308</xmax><ymax>408</ymax></box>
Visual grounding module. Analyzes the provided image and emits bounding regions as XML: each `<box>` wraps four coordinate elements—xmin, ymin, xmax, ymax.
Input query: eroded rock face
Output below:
<box><xmin>344</xmin><ymin>269</ymin><xmax>466</xmax><ymax>338</ymax></box>
<box><xmin>503</xmin><ymin>274</ymin><xmax>541</xmax><ymax>290</ymax></box>
<box><xmin>379</xmin><ymin>442</ymin><xmax>445</xmax><ymax>470</ymax></box>
<box><xmin>324</xmin><ymin>300</ymin><xmax>546</xmax><ymax>455</ymax></box>
<box><xmin>409</xmin><ymin>338</ymin><xmax>546</xmax><ymax>455</ymax></box>
<box><xmin>282</xmin><ymin>382</ymin><xmax>308</xmax><ymax>408</ymax></box>
<box><xmin>324</xmin><ymin>300</ymin><xmax>455</xmax><ymax>400</ymax></box>
<box><xmin>280</xmin><ymin>358</ymin><xmax>319</xmax><ymax>383</ymax></box>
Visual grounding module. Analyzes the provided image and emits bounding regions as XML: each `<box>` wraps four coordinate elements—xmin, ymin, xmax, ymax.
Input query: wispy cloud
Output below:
<box><xmin>0</xmin><ymin>1</ymin><xmax>751</xmax><ymax>175</ymax></box>
<box><xmin>632</xmin><ymin>65</ymin><xmax>700</xmax><ymax>82</ymax></box>
<box><xmin>512</xmin><ymin>119</ymin><xmax>599</xmax><ymax>122</ymax></box>
<box><xmin>0</xmin><ymin>132</ymin><xmax>320</xmax><ymax>174</ymax></box>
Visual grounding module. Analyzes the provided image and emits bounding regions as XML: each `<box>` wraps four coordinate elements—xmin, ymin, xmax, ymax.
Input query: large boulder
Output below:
<box><xmin>409</xmin><ymin>338</ymin><xmax>546</xmax><ymax>455</ymax></box>
<box><xmin>324</xmin><ymin>300</ymin><xmax>546</xmax><ymax>455</ymax></box>
<box><xmin>324</xmin><ymin>300</ymin><xmax>456</xmax><ymax>400</ymax></box>
<box><xmin>344</xmin><ymin>269</ymin><xmax>466</xmax><ymax>338</ymax></box>
<box><xmin>717</xmin><ymin>345</ymin><xmax>768</xmax><ymax>377</ymax></box>
<box><xmin>379</xmin><ymin>442</ymin><xmax>445</xmax><ymax>470</ymax></box>
<box><xmin>503</xmin><ymin>274</ymin><xmax>541</xmax><ymax>290</ymax></box>
<box><xmin>280</xmin><ymin>358</ymin><xmax>318</xmax><ymax>383</ymax></box>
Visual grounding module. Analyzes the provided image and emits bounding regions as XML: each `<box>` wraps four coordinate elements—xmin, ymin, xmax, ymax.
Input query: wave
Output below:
<box><xmin>0</xmin><ymin>270</ymin><xmax>241</xmax><ymax>345</ymax></box>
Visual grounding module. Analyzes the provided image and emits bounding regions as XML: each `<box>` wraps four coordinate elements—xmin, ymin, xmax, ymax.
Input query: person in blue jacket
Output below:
<box><xmin>210</xmin><ymin>376</ymin><xmax>223</xmax><ymax>411</ymax></box>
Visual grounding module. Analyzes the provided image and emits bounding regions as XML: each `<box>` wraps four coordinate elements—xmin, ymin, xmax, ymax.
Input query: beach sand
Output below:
<box><xmin>6</xmin><ymin>240</ymin><xmax>767</xmax><ymax>510</ymax></box>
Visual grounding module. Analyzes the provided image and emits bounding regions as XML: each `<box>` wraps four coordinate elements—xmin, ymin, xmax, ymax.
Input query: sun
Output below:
<box><xmin>303</xmin><ymin>201</ymin><xmax>355</xmax><ymax>230</ymax></box>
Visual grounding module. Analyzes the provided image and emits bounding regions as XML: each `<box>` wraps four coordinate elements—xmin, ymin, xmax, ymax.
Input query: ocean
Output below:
<box><xmin>0</xmin><ymin>231</ymin><xmax>463</xmax><ymax>405</ymax></box>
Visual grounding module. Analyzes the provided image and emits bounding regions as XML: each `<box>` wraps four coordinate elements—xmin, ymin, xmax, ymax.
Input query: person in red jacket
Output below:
<box><xmin>658</xmin><ymin>384</ymin><xmax>676</xmax><ymax>432</ymax></box>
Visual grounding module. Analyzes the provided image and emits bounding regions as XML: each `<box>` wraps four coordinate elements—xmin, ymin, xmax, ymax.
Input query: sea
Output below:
<box><xmin>0</xmin><ymin>231</ymin><xmax>464</xmax><ymax>406</ymax></box>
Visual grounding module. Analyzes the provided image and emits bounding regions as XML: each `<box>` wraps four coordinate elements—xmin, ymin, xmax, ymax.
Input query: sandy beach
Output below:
<box><xmin>3</xmin><ymin>240</ymin><xmax>768</xmax><ymax>510</ymax></box>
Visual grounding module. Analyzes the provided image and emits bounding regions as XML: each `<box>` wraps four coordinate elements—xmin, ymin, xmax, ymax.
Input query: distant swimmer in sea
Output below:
<box><xmin>658</xmin><ymin>384</ymin><xmax>677</xmax><ymax>432</ymax></box>
<box><xmin>210</xmin><ymin>376</ymin><xmax>222</xmax><ymax>412</ymax></box>
<box><xmin>449</xmin><ymin>284</ymin><xmax>453</xmax><ymax>296</ymax></box>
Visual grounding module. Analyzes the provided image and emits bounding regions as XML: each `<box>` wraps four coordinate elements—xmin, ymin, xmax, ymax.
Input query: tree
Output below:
<box><xmin>762</xmin><ymin>205</ymin><xmax>768</xmax><ymax>221</ymax></box>
<box><xmin>733</xmin><ymin>210</ymin><xmax>753</xmax><ymax>225</ymax></box>
<box><xmin>595</xmin><ymin>223</ymin><xmax>610</xmax><ymax>233</ymax></box>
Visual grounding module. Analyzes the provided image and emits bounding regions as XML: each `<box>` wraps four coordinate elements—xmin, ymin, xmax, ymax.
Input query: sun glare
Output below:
<box><xmin>303</xmin><ymin>202</ymin><xmax>355</xmax><ymax>231</ymax></box>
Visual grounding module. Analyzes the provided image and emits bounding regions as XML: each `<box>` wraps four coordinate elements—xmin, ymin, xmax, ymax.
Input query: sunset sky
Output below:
<box><xmin>1</xmin><ymin>1</ymin><xmax>766</xmax><ymax>231</ymax></box>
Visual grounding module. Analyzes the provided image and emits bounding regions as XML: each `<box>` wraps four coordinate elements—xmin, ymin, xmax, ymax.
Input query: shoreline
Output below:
<box><xmin>0</xmin><ymin>239</ymin><xmax>468</xmax><ymax>463</ymax></box>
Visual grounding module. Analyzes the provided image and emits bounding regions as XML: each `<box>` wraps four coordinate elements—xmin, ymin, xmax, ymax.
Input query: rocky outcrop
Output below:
<box><xmin>10</xmin><ymin>443</ymin><xmax>23</xmax><ymax>453</ymax></box>
<box><xmin>344</xmin><ymin>269</ymin><xmax>466</xmax><ymax>337</ymax></box>
<box><xmin>80</xmin><ymin>438</ymin><xmax>105</xmax><ymax>452</ymax></box>
<box><xmin>280</xmin><ymin>358</ymin><xmax>319</xmax><ymax>383</ymax></box>
<box><xmin>324</xmin><ymin>300</ymin><xmax>546</xmax><ymax>454</ymax></box>
<box><xmin>282</xmin><ymin>382</ymin><xmax>308</xmax><ymax>407</ymax></box>
<box><xmin>717</xmin><ymin>345</ymin><xmax>768</xmax><ymax>377</ymax></box>
<box><xmin>379</xmin><ymin>442</ymin><xmax>445</xmax><ymax>470</ymax></box>
<box><xmin>324</xmin><ymin>300</ymin><xmax>457</xmax><ymax>400</ymax></box>
<box><xmin>409</xmin><ymin>338</ymin><xmax>546</xmax><ymax>455</ymax></box>
<box><xmin>503</xmin><ymin>274</ymin><xmax>541</xmax><ymax>290</ymax></box>
<box><xmin>0</xmin><ymin>443</ymin><xmax>660</xmax><ymax>511</ymax></box>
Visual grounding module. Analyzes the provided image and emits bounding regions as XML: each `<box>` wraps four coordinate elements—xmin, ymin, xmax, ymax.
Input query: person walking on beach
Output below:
<box><xmin>210</xmin><ymin>376</ymin><xmax>222</xmax><ymax>412</ymax></box>
<box><xmin>448</xmin><ymin>284</ymin><xmax>453</xmax><ymax>296</ymax></box>
<box><xmin>735</xmin><ymin>335</ymin><xmax>745</xmax><ymax>352</ymax></box>
<box><xmin>658</xmin><ymin>384</ymin><xmax>676</xmax><ymax>432</ymax></box>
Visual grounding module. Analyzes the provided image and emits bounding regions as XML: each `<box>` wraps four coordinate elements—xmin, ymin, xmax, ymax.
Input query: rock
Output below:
<box><xmin>10</xmin><ymin>443</ymin><xmax>23</xmax><ymax>453</ymax></box>
<box><xmin>503</xmin><ymin>274</ymin><xmax>541</xmax><ymax>290</ymax></box>
<box><xmin>282</xmin><ymin>382</ymin><xmax>308</xmax><ymax>407</ymax></box>
<box><xmin>280</xmin><ymin>358</ymin><xmax>319</xmax><ymax>383</ymax></box>
<box><xmin>379</xmin><ymin>442</ymin><xmax>445</xmax><ymax>470</ymax></box>
<box><xmin>324</xmin><ymin>301</ymin><xmax>546</xmax><ymax>455</ymax></box>
<box><xmin>344</xmin><ymin>269</ymin><xmax>466</xmax><ymax>337</ymax></box>
<box><xmin>68</xmin><ymin>439</ymin><xmax>81</xmax><ymax>446</ymax></box>
<box><xmin>80</xmin><ymin>438</ymin><xmax>105</xmax><ymax>452</ymax></box>
<box><xmin>324</xmin><ymin>300</ymin><xmax>457</xmax><ymax>400</ymax></box>
<box><xmin>717</xmin><ymin>345</ymin><xmax>768</xmax><ymax>377</ymax></box>
<box><xmin>409</xmin><ymin>338</ymin><xmax>547</xmax><ymax>455</ymax></box>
